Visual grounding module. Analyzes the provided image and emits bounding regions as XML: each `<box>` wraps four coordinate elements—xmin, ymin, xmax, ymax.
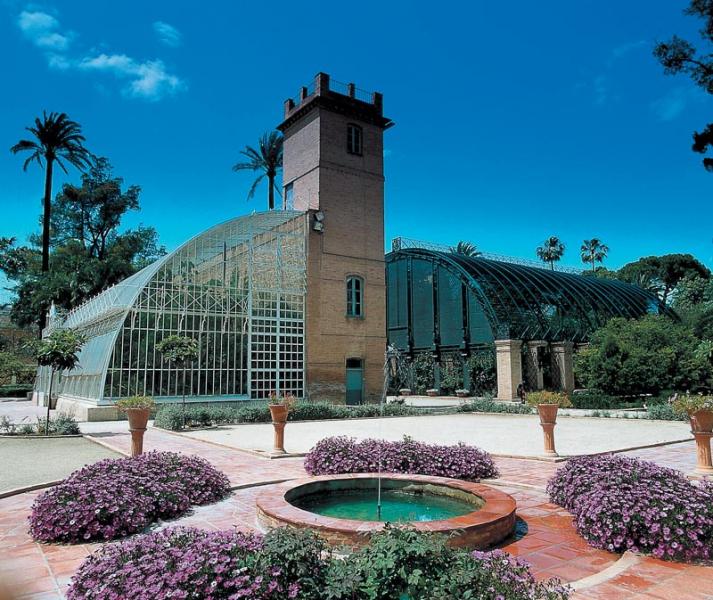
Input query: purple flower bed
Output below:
<box><xmin>547</xmin><ymin>455</ymin><xmax>713</xmax><ymax>561</ymax></box>
<box><xmin>29</xmin><ymin>451</ymin><xmax>230</xmax><ymax>543</ymax></box>
<box><xmin>303</xmin><ymin>436</ymin><xmax>498</xmax><ymax>480</ymax></box>
<box><xmin>67</xmin><ymin>527</ymin><xmax>298</xmax><ymax>600</ymax></box>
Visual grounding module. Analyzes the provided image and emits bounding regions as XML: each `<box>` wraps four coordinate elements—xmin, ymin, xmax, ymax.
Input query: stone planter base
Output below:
<box><xmin>456</xmin><ymin>390</ymin><xmax>470</xmax><ymax>398</ymax></box>
<box><xmin>537</xmin><ymin>404</ymin><xmax>559</xmax><ymax>457</ymax></box>
<box><xmin>126</xmin><ymin>408</ymin><xmax>150</xmax><ymax>457</ymax></box>
<box><xmin>398</xmin><ymin>388</ymin><xmax>412</xmax><ymax>396</ymax></box>
<box><xmin>426</xmin><ymin>389</ymin><xmax>439</xmax><ymax>397</ymax></box>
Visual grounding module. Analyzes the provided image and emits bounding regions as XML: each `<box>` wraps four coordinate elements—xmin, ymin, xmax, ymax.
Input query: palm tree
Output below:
<box><xmin>580</xmin><ymin>238</ymin><xmax>609</xmax><ymax>271</ymax></box>
<box><xmin>536</xmin><ymin>236</ymin><xmax>565</xmax><ymax>270</ymax></box>
<box><xmin>449</xmin><ymin>241</ymin><xmax>481</xmax><ymax>257</ymax></box>
<box><xmin>232</xmin><ymin>131</ymin><xmax>283</xmax><ymax>210</ymax></box>
<box><xmin>11</xmin><ymin>112</ymin><xmax>93</xmax><ymax>277</ymax></box>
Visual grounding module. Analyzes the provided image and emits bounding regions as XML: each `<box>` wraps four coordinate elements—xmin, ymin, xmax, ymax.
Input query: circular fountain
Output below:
<box><xmin>256</xmin><ymin>473</ymin><xmax>516</xmax><ymax>549</ymax></box>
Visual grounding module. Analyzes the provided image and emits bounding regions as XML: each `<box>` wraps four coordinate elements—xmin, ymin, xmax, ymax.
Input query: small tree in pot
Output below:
<box><xmin>526</xmin><ymin>391</ymin><xmax>572</xmax><ymax>457</ymax></box>
<box><xmin>156</xmin><ymin>335</ymin><xmax>199</xmax><ymax>429</ymax></box>
<box><xmin>29</xmin><ymin>329</ymin><xmax>86</xmax><ymax>436</ymax></box>
<box><xmin>116</xmin><ymin>395</ymin><xmax>155</xmax><ymax>456</ymax></box>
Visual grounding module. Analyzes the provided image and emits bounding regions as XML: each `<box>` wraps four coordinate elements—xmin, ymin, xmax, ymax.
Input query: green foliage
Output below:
<box><xmin>411</xmin><ymin>353</ymin><xmax>434</xmax><ymax>394</ymax></box>
<box><xmin>672</xmin><ymin>394</ymin><xmax>713</xmax><ymax>414</ymax></box>
<box><xmin>465</xmin><ymin>347</ymin><xmax>497</xmax><ymax>395</ymax></box>
<box><xmin>646</xmin><ymin>403</ymin><xmax>688</xmax><ymax>421</ymax></box>
<box><xmin>0</xmin><ymin>159</ymin><xmax>164</xmax><ymax>330</ymax></box>
<box><xmin>525</xmin><ymin>391</ymin><xmax>572</xmax><ymax>408</ymax></box>
<box><xmin>156</xmin><ymin>335</ymin><xmax>199</xmax><ymax>366</ymax></box>
<box><xmin>457</xmin><ymin>398</ymin><xmax>533</xmax><ymax>415</ymax></box>
<box><xmin>29</xmin><ymin>329</ymin><xmax>85</xmax><ymax>372</ymax></box>
<box><xmin>617</xmin><ymin>254</ymin><xmax>711</xmax><ymax>304</ymax></box>
<box><xmin>0</xmin><ymin>384</ymin><xmax>33</xmax><ymax>398</ymax></box>
<box><xmin>536</xmin><ymin>236</ymin><xmax>565</xmax><ymax>270</ymax></box>
<box><xmin>0</xmin><ymin>351</ymin><xmax>35</xmax><ymax>385</ymax></box>
<box><xmin>570</xmin><ymin>391</ymin><xmax>640</xmax><ymax>410</ymax></box>
<box><xmin>232</xmin><ymin>131</ymin><xmax>283</xmax><ymax>210</ymax></box>
<box><xmin>154</xmin><ymin>401</ymin><xmax>427</xmax><ymax>431</ymax></box>
<box><xmin>580</xmin><ymin>239</ymin><xmax>609</xmax><ymax>271</ymax></box>
<box><xmin>575</xmin><ymin>316</ymin><xmax>713</xmax><ymax>395</ymax></box>
<box><xmin>654</xmin><ymin>1</ymin><xmax>713</xmax><ymax>171</ymax></box>
<box><xmin>449</xmin><ymin>241</ymin><xmax>481</xmax><ymax>257</ymax></box>
<box><xmin>0</xmin><ymin>413</ymin><xmax>80</xmax><ymax>436</ymax></box>
<box><xmin>116</xmin><ymin>395</ymin><xmax>155</xmax><ymax>410</ymax></box>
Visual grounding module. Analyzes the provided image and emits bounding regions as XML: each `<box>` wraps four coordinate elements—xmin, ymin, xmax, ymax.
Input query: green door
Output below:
<box><xmin>345</xmin><ymin>358</ymin><xmax>364</xmax><ymax>405</ymax></box>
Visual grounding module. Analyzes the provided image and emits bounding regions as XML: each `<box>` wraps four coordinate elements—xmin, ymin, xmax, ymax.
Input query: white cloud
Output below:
<box><xmin>15</xmin><ymin>6</ymin><xmax>186</xmax><ymax>101</ymax></box>
<box><xmin>79</xmin><ymin>53</ymin><xmax>186</xmax><ymax>100</ymax></box>
<box><xmin>651</xmin><ymin>87</ymin><xmax>704</xmax><ymax>122</ymax></box>
<box><xmin>17</xmin><ymin>9</ymin><xmax>70</xmax><ymax>51</ymax></box>
<box><xmin>153</xmin><ymin>21</ymin><xmax>181</xmax><ymax>47</ymax></box>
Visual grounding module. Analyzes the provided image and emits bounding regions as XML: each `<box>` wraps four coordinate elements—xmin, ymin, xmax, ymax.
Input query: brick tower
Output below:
<box><xmin>278</xmin><ymin>73</ymin><xmax>393</xmax><ymax>403</ymax></box>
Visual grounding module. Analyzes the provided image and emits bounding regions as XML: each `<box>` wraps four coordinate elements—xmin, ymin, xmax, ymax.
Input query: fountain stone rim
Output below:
<box><xmin>256</xmin><ymin>472</ymin><xmax>517</xmax><ymax>549</ymax></box>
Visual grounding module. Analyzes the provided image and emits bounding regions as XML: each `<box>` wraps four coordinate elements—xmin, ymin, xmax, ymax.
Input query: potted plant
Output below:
<box><xmin>526</xmin><ymin>391</ymin><xmax>572</xmax><ymax>457</ymax></box>
<box><xmin>156</xmin><ymin>335</ymin><xmax>199</xmax><ymax>429</ymax></box>
<box><xmin>116</xmin><ymin>395</ymin><xmax>155</xmax><ymax>457</ymax></box>
<box><xmin>426</xmin><ymin>388</ymin><xmax>439</xmax><ymax>397</ymax></box>
<box><xmin>672</xmin><ymin>394</ymin><xmax>713</xmax><ymax>475</ymax></box>
<box><xmin>268</xmin><ymin>392</ymin><xmax>296</xmax><ymax>454</ymax></box>
<box><xmin>456</xmin><ymin>388</ymin><xmax>470</xmax><ymax>398</ymax></box>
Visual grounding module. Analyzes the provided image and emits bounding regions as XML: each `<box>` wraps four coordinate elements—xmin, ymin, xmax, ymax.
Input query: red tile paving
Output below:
<box><xmin>0</xmin><ymin>430</ymin><xmax>711</xmax><ymax>598</ymax></box>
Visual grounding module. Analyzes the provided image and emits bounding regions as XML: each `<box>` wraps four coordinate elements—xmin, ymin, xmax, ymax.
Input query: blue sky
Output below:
<box><xmin>1</xmin><ymin>0</ymin><xmax>711</xmax><ymax>302</ymax></box>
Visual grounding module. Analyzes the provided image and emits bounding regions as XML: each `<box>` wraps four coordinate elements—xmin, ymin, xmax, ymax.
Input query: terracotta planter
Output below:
<box><xmin>126</xmin><ymin>408</ymin><xmax>150</xmax><ymax>457</ymax></box>
<box><xmin>537</xmin><ymin>403</ymin><xmax>559</xmax><ymax>457</ymax></box>
<box><xmin>537</xmin><ymin>403</ymin><xmax>559</xmax><ymax>424</ymax></box>
<box><xmin>691</xmin><ymin>409</ymin><xmax>713</xmax><ymax>434</ymax></box>
<box><xmin>269</xmin><ymin>404</ymin><xmax>288</xmax><ymax>454</ymax></box>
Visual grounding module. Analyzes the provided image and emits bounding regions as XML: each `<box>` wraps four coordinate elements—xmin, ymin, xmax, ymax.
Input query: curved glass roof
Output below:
<box><xmin>386</xmin><ymin>248</ymin><xmax>675</xmax><ymax>346</ymax></box>
<box><xmin>39</xmin><ymin>211</ymin><xmax>307</xmax><ymax>404</ymax></box>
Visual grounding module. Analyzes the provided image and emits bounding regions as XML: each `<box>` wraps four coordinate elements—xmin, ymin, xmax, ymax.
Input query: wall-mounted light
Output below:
<box><xmin>313</xmin><ymin>211</ymin><xmax>325</xmax><ymax>232</ymax></box>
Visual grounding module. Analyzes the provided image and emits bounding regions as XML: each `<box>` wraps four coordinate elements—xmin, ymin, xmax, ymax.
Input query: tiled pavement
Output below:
<box><xmin>0</xmin><ymin>431</ymin><xmax>711</xmax><ymax>599</ymax></box>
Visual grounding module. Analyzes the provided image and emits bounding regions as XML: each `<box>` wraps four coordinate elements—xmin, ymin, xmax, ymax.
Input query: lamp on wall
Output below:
<box><xmin>313</xmin><ymin>211</ymin><xmax>325</xmax><ymax>232</ymax></box>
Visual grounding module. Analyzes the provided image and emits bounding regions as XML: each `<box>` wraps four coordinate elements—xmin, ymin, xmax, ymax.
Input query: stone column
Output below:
<box><xmin>495</xmin><ymin>339</ymin><xmax>522</xmax><ymax>401</ymax></box>
<box><xmin>524</xmin><ymin>341</ymin><xmax>547</xmax><ymax>391</ymax></box>
<box><xmin>551</xmin><ymin>342</ymin><xmax>575</xmax><ymax>394</ymax></box>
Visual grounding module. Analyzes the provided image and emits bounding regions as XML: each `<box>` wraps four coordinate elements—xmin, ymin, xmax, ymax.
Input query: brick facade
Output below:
<box><xmin>279</xmin><ymin>73</ymin><xmax>393</xmax><ymax>403</ymax></box>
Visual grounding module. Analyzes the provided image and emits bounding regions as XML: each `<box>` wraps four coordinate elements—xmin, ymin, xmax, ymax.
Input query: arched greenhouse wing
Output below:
<box><xmin>386</xmin><ymin>248</ymin><xmax>674</xmax><ymax>353</ymax></box>
<box><xmin>35</xmin><ymin>211</ymin><xmax>307</xmax><ymax>406</ymax></box>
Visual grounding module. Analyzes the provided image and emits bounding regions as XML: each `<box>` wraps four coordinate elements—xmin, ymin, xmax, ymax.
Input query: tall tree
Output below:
<box><xmin>580</xmin><ymin>238</ymin><xmax>609</xmax><ymax>271</ymax></box>
<box><xmin>232</xmin><ymin>131</ymin><xmax>283</xmax><ymax>210</ymax></box>
<box><xmin>654</xmin><ymin>0</ymin><xmax>713</xmax><ymax>171</ymax></box>
<box><xmin>449</xmin><ymin>241</ymin><xmax>481</xmax><ymax>257</ymax></box>
<box><xmin>0</xmin><ymin>160</ymin><xmax>164</xmax><ymax>330</ymax></box>
<box><xmin>10</xmin><ymin>112</ymin><xmax>93</xmax><ymax>330</ymax></box>
<box><xmin>617</xmin><ymin>254</ymin><xmax>711</xmax><ymax>304</ymax></box>
<box><xmin>536</xmin><ymin>236</ymin><xmax>565</xmax><ymax>270</ymax></box>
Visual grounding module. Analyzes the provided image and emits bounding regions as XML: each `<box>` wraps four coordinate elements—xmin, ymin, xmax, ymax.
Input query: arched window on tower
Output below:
<box><xmin>346</xmin><ymin>276</ymin><xmax>364</xmax><ymax>317</ymax></box>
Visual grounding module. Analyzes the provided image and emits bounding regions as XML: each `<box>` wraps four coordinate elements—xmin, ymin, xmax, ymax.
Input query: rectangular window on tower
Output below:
<box><xmin>346</xmin><ymin>276</ymin><xmax>364</xmax><ymax>317</ymax></box>
<box><xmin>347</xmin><ymin>124</ymin><xmax>363</xmax><ymax>155</ymax></box>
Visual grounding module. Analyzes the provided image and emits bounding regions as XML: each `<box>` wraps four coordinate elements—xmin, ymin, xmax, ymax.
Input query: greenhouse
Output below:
<box><xmin>385</xmin><ymin>244</ymin><xmax>675</xmax><ymax>398</ymax></box>
<box><xmin>36</xmin><ymin>211</ymin><xmax>307</xmax><ymax>414</ymax></box>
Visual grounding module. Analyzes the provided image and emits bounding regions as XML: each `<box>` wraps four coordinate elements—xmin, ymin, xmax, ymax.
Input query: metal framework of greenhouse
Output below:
<box><xmin>35</xmin><ymin>211</ymin><xmax>308</xmax><ymax>406</ymax></box>
<box><xmin>386</xmin><ymin>245</ymin><xmax>675</xmax><ymax>354</ymax></box>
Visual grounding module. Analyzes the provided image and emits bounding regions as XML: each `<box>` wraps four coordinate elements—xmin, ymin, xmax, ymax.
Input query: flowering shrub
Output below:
<box><xmin>67</xmin><ymin>527</ymin><xmax>301</xmax><ymax>600</ymax></box>
<box><xmin>304</xmin><ymin>436</ymin><xmax>498</xmax><ymax>481</ymax></box>
<box><xmin>547</xmin><ymin>455</ymin><xmax>713</xmax><ymax>561</ymax></box>
<box><xmin>29</xmin><ymin>451</ymin><xmax>230</xmax><ymax>543</ymax></box>
<box><xmin>68</xmin><ymin>526</ymin><xmax>569</xmax><ymax>600</ymax></box>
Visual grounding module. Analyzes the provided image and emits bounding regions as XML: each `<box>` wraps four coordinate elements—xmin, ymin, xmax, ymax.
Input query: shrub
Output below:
<box><xmin>672</xmin><ymin>394</ymin><xmax>713</xmax><ymax>415</ymax></box>
<box><xmin>304</xmin><ymin>436</ymin><xmax>498</xmax><ymax>481</ymax></box>
<box><xmin>115</xmin><ymin>395</ymin><xmax>155</xmax><ymax>410</ymax></box>
<box><xmin>323</xmin><ymin>526</ymin><xmax>569</xmax><ymax>600</ymax></box>
<box><xmin>67</xmin><ymin>527</ymin><xmax>302</xmax><ymax>600</ymax></box>
<box><xmin>0</xmin><ymin>412</ymin><xmax>80</xmax><ymax>435</ymax></box>
<box><xmin>153</xmin><ymin>401</ymin><xmax>425</xmax><ymax>431</ymax></box>
<box><xmin>457</xmin><ymin>398</ymin><xmax>533</xmax><ymax>415</ymax></box>
<box><xmin>68</xmin><ymin>526</ymin><xmax>569</xmax><ymax>600</ymax></box>
<box><xmin>526</xmin><ymin>390</ymin><xmax>572</xmax><ymax>408</ymax></box>
<box><xmin>646</xmin><ymin>403</ymin><xmax>688</xmax><ymax>421</ymax></box>
<box><xmin>574</xmin><ymin>315</ymin><xmax>713</xmax><ymax>396</ymax></box>
<box><xmin>547</xmin><ymin>455</ymin><xmax>713</xmax><ymax>561</ymax></box>
<box><xmin>29</xmin><ymin>451</ymin><xmax>230</xmax><ymax>543</ymax></box>
<box><xmin>570</xmin><ymin>391</ymin><xmax>623</xmax><ymax>410</ymax></box>
<box><xmin>0</xmin><ymin>383</ymin><xmax>33</xmax><ymax>398</ymax></box>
